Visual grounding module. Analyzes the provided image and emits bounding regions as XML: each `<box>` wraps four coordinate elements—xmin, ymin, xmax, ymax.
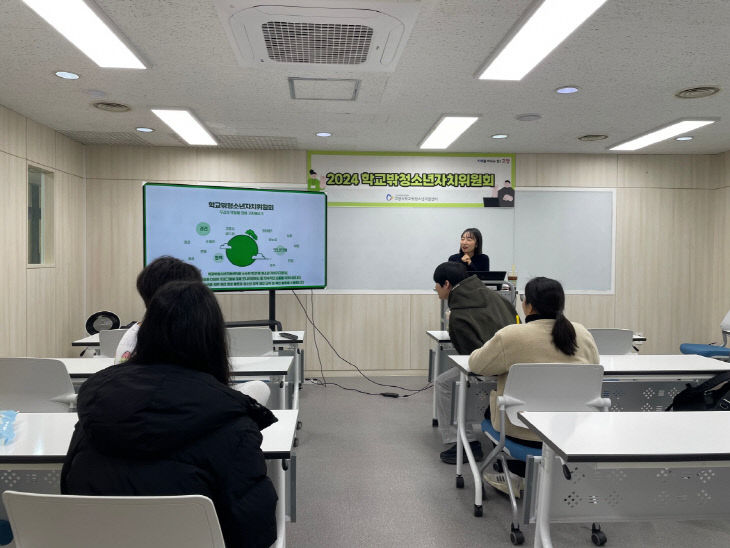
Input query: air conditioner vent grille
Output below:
<box><xmin>262</xmin><ymin>21</ymin><xmax>374</xmax><ymax>64</ymax></box>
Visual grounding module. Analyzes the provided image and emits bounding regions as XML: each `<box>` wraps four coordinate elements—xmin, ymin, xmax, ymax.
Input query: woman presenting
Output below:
<box><xmin>449</xmin><ymin>227</ymin><xmax>490</xmax><ymax>272</ymax></box>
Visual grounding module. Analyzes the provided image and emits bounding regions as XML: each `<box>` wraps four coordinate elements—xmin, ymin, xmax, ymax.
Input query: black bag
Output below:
<box><xmin>666</xmin><ymin>371</ymin><xmax>730</xmax><ymax>411</ymax></box>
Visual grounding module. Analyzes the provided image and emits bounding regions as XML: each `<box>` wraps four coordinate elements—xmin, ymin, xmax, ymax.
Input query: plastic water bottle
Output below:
<box><xmin>0</xmin><ymin>410</ymin><xmax>18</xmax><ymax>445</ymax></box>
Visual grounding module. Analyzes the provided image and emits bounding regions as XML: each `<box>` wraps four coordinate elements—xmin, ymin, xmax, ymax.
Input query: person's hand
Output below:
<box><xmin>503</xmin><ymin>194</ymin><xmax>513</xmax><ymax>202</ymax></box>
<box><xmin>461</xmin><ymin>254</ymin><xmax>471</xmax><ymax>265</ymax></box>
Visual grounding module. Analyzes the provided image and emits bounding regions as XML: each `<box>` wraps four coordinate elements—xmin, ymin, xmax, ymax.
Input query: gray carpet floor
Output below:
<box><xmin>285</xmin><ymin>376</ymin><xmax>730</xmax><ymax>547</ymax></box>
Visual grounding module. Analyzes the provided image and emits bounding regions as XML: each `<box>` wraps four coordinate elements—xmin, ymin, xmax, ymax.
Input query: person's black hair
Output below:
<box><xmin>136</xmin><ymin>256</ymin><xmax>202</xmax><ymax>307</ymax></box>
<box><xmin>433</xmin><ymin>261</ymin><xmax>468</xmax><ymax>287</ymax></box>
<box><xmin>129</xmin><ymin>280</ymin><xmax>230</xmax><ymax>384</ymax></box>
<box><xmin>457</xmin><ymin>228</ymin><xmax>483</xmax><ymax>256</ymax></box>
<box><xmin>523</xmin><ymin>276</ymin><xmax>577</xmax><ymax>356</ymax></box>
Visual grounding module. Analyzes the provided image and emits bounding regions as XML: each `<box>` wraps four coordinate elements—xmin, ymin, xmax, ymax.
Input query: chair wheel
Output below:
<box><xmin>296</xmin><ymin>420</ymin><xmax>303</xmax><ymax>430</ymax></box>
<box><xmin>432</xmin><ymin>418</ymin><xmax>438</xmax><ymax>427</ymax></box>
<box><xmin>293</xmin><ymin>437</ymin><xmax>299</xmax><ymax>447</ymax></box>
<box><xmin>456</xmin><ymin>475</ymin><xmax>464</xmax><ymax>488</ymax></box>
<box><xmin>474</xmin><ymin>504</ymin><xmax>482</xmax><ymax>517</ymax></box>
<box><xmin>591</xmin><ymin>530</ymin><xmax>607</xmax><ymax>546</ymax></box>
<box><xmin>510</xmin><ymin>529</ymin><xmax>525</xmax><ymax>545</ymax></box>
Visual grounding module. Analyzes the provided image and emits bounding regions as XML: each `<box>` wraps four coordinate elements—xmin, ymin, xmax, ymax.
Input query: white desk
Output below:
<box><xmin>72</xmin><ymin>330</ymin><xmax>305</xmax><ymax>347</ymax></box>
<box><xmin>55</xmin><ymin>356</ymin><xmax>296</xmax><ymax>410</ymax></box>
<box><xmin>0</xmin><ymin>410</ymin><xmax>297</xmax><ymax>548</ymax></box>
<box><xmin>71</xmin><ymin>331</ymin><xmax>305</xmax><ymax>410</ymax></box>
<box><xmin>519</xmin><ymin>411</ymin><xmax>730</xmax><ymax>548</ymax></box>
<box><xmin>446</xmin><ymin>353</ymin><xmax>730</xmax><ymax>518</ymax></box>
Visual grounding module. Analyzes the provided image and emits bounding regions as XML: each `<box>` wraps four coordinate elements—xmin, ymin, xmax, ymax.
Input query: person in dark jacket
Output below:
<box><xmin>62</xmin><ymin>280</ymin><xmax>278</xmax><ymax>548</ymax></box>
<box><xmin>448</xmin><ymin>227</ymin><xmax>490</xmax><ymax>273</ymax></box>
<box><xmin>433</xmin><ymin>261</ymin><xmax>518</xmax><ymax>464</ymax></box>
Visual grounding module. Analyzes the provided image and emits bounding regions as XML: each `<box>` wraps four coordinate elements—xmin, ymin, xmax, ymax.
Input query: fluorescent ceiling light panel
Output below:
<box><xmin>479</xmin><ymin>0</ymin><xmax>608</xmax><ymax>81</ymax></box>
<box><xmin>610</xmin><ymin>120</ymin><xmax>715</xmax><ymax>151</ymax></box>
<box><xmin>23</xmin><ymin>0</ymin><xmax>145</xmax><ymax>69</ymax></box>
<box><xmin>420</xmin><ymin>116</ymin><xmax>479</xmax><ymax>149</ymax></box>
<box><xmin>151</xmin><ymin>109</ymin><xmax>217</xmax><ymax>146</ymax></box>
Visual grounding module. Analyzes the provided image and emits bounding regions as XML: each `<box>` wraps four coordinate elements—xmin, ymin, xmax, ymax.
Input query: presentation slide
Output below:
<box><xmin>143</xmin><ymin>183</ymin><xmax>327</xmax><ymax>291</ymax></box>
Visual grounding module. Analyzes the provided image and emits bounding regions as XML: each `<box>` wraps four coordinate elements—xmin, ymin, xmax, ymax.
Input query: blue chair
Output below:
<box><xmin>680</xmin><ymin>310</ymin><xmax>730</xmax><ymax>359</ymax></box>
<box><xmin>480</xmin><ymin>363</ymin><xmax>611</xmax><ymax>545</ymax></box>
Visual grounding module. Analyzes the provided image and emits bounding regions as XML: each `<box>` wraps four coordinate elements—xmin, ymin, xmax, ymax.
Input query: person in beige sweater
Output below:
<box><xmin>468</xmin><ymin>276</ymin><xmax>599</xmax><ymax>443</ymax></box>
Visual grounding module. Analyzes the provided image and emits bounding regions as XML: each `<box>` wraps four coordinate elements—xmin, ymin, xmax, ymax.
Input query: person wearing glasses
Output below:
<box><xmin>469</xmin><ymin>277</ymin><xmax>598</xmax><ymax>492</ymax></box>
<box><xmin>448</xmin><ymin>228</ymin><xmax>489</xmax><ymax>273</ymax></box>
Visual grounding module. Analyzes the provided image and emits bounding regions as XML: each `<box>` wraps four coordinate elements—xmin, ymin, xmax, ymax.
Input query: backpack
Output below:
<box><xmin>666</xmin><ymin>371</ymin><xmax>730</xmax><ymax>411</ymax></box>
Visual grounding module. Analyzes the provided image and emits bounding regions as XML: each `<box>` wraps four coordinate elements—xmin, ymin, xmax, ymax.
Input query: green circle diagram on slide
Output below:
<box><xmin>225</xmin><ymin>232</ymin><xmax>259</xmax><ymax>267</ymax></box>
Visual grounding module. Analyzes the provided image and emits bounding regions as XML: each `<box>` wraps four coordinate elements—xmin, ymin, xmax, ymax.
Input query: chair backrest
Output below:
<box><xmin>227</xmin><ymin>327</ymin><xmax>274</xmax><ymax>356</ymax></box>
<box><xmin>99</xmin><ymin>328</ymin><xmax>129</xmax><ymax>358</ymax></box>
<box><xmin>721</xmin><ymin>310</ymin><xmax>730</xmax><ymax>346</ymax></box>
<box><xmin>501</xmin><ymin>363</ymin><xmax>610</xmax><ymax>427</ymax></box>
<box><xmin>2</xmin><ymin>491</ymin><xmax>225</xmax><ymax>548</ymax></box>
<box><xmin>0</xmin><ymin>358</ymin><xmax>75</xmax><ymax>412</ymax></box>
<box><xmin>588</xmin><ymin>328</ymin><xmax>634</xmax><ymax>355</ymax></box>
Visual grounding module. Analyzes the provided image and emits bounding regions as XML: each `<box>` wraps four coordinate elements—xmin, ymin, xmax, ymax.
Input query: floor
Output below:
<box><xmin>286</xmin><ymin>376</ymin><xmax>730</xmax><ymax>548</ymax></box>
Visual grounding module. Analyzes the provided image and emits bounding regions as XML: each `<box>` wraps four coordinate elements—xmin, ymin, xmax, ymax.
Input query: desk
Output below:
<box><xmin>0</xmin><ymin>410</ymin><xmax>297</xmax><ymax>548</ymax></box>
<box><xmin>426</xmin><ymin>330</ymin><xmax>455</xmax><ymax>424</ymax></box>
<box><xmin>519</xmin><ymin>411</ymin><xmax>730</xmax><ymax>548</ymax></box>
<box><xmin>446</xmin><ymin>353</ymin><xmax>730</xmax><ymax>517</ymax></box>
<box><xmin>56</xmin><ymin>356</ymin><xmax>296</xmax><ymax>410</ymax></box>
<box><xmin>71</xmin><ymin>331</ymin><xmax>305</xmax><ymax>410</ymax></box>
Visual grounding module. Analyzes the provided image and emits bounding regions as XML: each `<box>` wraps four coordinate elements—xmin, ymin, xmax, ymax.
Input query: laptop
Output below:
<box><xmin>473</xmin><ymin>270</ymin><xmax>506</xmax><ymax>281</ymax></box>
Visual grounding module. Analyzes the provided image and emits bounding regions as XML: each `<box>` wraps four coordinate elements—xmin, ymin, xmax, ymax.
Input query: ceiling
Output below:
<box><xmin>1</xmin><ymin>0</ymin><xmax>728</xmax><ymax>154</ymax></box>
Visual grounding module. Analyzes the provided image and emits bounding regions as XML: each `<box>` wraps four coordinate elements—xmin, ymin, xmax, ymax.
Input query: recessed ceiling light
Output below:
<box><xmin>23</xmin><ymin>0</ymin><xmax>146</xmax><ymax>69</ymax></box>
<box><xmin>151</xmin><ymin>109</ymin><xmax>217</xmax><ymax>146</ymax></box>
<box><xmin>515</xmin><ymin>113</ymin><xmax>542</xmax><ymax>122</ymax></box>
<box><xmin>556</xmin><ymin>86</ymin><xmax>579</xmax><ymax>94</ymax></box>
<box><xmin>316</xmin><ymin>132</ymin><xmax>332</xmax><ymax>137</ymax></box>
<box><xmin>491</xmin><ymin>134</ymin><xmax>508</xmax><ymax>139</ymax></box>
<box><xmin>610</xmin><ymin>120</ymin><xmax>715</xmax><ymax>151</ymax></box>
<box><xmin>420</xmin><ymin>116</ymin><xmax>479</xmax><ymax>149</ymax></box>
<box><xmin>478</xmin><ymin>0</ymin><xmax>609</xmax><ymax>81</ymax></box>
<box><xmin>136</xmin><ymin>127</ymin><xmax>155</xmax><ymax>133</ymax></box>
<box><xmin>675</xmin><ymin>136</ymin><xmax>693</xmax><ymax>141</ymax></box>
<box><xmin>55</xmin><ymin>71</ymin><xmax>79</xmax><ymax>80</ymax></box>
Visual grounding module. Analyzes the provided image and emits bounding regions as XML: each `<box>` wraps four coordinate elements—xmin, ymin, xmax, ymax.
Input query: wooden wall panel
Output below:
<box><xmin>618</xmin><ymin>154</ymin><xmax>720</xmax><ymax>189</ymax></box>
<box><xmin>26</xmin><ymin>267</ymin><xmax>58</xmax><ymax>357</ymax></box>
<box><xmin>0</xmin><ymin>105</ymin><xmax>26</xmax><ymax>158</ymax></box>
<box><xmin>55</xmin><ymin>133</ymin><xmax>85</xmax><ymax>177</ymax></box>
<box><xmin>614</xmin><ymin>188</ymin><xmax>714</xmax><ymax>354</ymax></box>
<box><xmin>85</xmin><ymin>179</ymin><xmax>143</xmax><ymax>325</ymax></box>
<box><xmin>26</xmin><ymin>118</ymin><xmax>55</xmax><ymax>169</ymax></box>
<box><xmin>409</xmin><ymin>294</ymin><xmax>440</xmax><ymax>371</ymax></box>
<box><xmin>530</xmin><ymin>154</ymin><xmax>617</xmax><ymax>187</ymax></box>
<box><xmin>0</xmin><ymin>151</ymin><xmax>27</xmax><ymax>356</ymax></box>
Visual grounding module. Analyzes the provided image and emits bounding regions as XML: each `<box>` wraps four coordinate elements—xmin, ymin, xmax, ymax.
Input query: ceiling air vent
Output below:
<box><xmin>675</xmin><ymin>86</ymin><xmax>720</xmax><ymax>99</ymax></box>
<box><xmin>215</xmin><ymin>1</ymin><xmax>420</xmax><ymax>72</ymax></box>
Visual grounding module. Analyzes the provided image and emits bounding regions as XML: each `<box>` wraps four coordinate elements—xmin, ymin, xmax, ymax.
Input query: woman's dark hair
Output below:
<box><xmin>137</xmin><ymin>256</ymin><xmax>203</xmax><ymax>307</ymax></box>
<box><xmin>433</xmin><ymin>261</ymin><xmax>468</xmax><ymax>287</ymax></box>
<box><xmin>457</xmin><ymin>228</ymin><xmax>483</xmax><ymax>256</ymax></box>
<box><xmin>129</xmin><ymin>280</ymin><xmax>230</xmax><ymax>384</ymax></box>
<box><xmin>524</xmin><ymin>276</ymin><xmax>577</xmax><ymax>356</ymax></box>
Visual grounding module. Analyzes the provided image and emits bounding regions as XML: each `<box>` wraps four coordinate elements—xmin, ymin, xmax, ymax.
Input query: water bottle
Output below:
<box><xmin>0</xmin><ymin>410</ymin><xmax>18</xmax><ymax>445</ymax></box>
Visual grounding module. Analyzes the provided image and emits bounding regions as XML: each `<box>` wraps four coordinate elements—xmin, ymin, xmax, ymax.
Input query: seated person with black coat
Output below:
<box><xmin>433</xmin><ymin>261</ymin><xmax>518</xmax><ymax>464</ymax></box>
<box><xmin>62</xmin><ymin>281</ymin><xmax>278</xmax><ymax>548</ymax></box>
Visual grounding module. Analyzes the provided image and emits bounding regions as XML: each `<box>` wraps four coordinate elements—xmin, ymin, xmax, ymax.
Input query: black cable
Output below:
<box><xmin>293</xmin><ymin>290</ymin><xmax>432</xmax><ymax>398</ymax></box>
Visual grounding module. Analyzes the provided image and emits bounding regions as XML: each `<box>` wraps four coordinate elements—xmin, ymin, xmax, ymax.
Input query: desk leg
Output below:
<box><xmin>273</xmin><ymin>459</ymin><xmax>287</xmax><ymax>548</ymax></box>
<box><xmin>534</xmin><ymin>447</ymin><xmax>554</xmax><ymax>548</ymax></box>
<box><xmin>455</xmin><ymin>370</ymin><xmax>482</xmax><ymax>515</ymax></box>
<box><xmin>432</xmin><ymin>344</ymin><xmax>442</xmax><ymax>425</ymax></box>
<box><xmin>278</xmin><ymin>375</ymin><xmax>288</xmax><ymax>410</ymax></box>
<box><xmin>291</xmin><ymin>348</ymin><xmax>300</xmax><ymax>411</ymax></box>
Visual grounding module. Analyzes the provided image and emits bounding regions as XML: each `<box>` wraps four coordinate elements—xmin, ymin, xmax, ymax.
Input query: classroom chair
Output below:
<box><xmin>588</xmin><ymin>328</ymin><xmax>634</xmax><ymax>355</ymax></box>
<box><xmin>2</xmin><ymin>491</ymin><xmax>225</xmax><ymax>548</ymax></box>
<box><xmin>0</xmin><ymin>358</ymin><xmax>76</xmax><ymax>412</ymax></box>
<box><xmin>480</xmin><ymin>363</ymin><xmax>611</xmax><ymax>545</ymax></box>
<box><xmin>84</xmin><ymin>310</ymin><xmax>120</xmax><ymax>334</ymax></box>
<box><xmin>227</xmin><ymin>326</ymin><xmax>275</xmax><ymax>357</ymax></box>
<box><xmin>680</xmin><ymin>310</ymin><xmax>730</xmax><ymax>360</ymax></box>
<box><xmin>98</xmin><ymin>328</ymin><xmax>129</xmax><ymax>358</ymax></box>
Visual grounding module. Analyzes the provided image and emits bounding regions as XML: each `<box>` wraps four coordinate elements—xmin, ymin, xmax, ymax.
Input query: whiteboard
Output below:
<box><xmin>326</xmin><ymin>207</ymin><xmax>515</xmax><ymax>290</ymax></box>
<box><xmin>514</xmin><ymin>188</ymin><xmax>615</xmax><ymax>293</ymax></box>
<box><xmin>325</xmin><ymin>188</ymin><xmax>614</xmax><ymax>293</ymax></box>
